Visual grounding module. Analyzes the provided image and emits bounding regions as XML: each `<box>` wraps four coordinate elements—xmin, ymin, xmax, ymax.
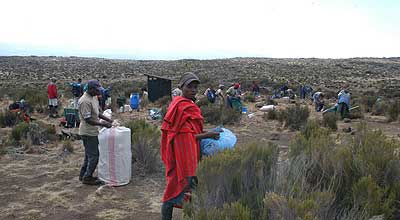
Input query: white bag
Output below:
<box><xmin>260</xmin><ymin>105</ymin><xmax>275</xmax><ymax>112</ymax></box>
<box><xmin>98</xmin><ymin>127</ymin><xmax>132</xmax><ymax>186</ymax></box>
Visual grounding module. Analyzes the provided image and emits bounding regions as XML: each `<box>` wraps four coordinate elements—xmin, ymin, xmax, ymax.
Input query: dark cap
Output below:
<box><xmin>87</xmin><ymin>80</ymin><xmax>101</xmax><ymax>90</ymax></box>
<box><xmin>179</xmin><ymin>72</ymin><xmax>200</xmax><ymax>88</ymax></box>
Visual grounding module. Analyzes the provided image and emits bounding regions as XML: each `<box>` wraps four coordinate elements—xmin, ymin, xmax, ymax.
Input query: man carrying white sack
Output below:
<box><xmin>78</xmin><ymin>80</ymin><xmax>113</xmax><ymax>185</ymax></box>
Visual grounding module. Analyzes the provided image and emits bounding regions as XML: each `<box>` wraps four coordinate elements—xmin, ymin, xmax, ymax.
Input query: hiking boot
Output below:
<box><xmin>82</xmin><ymin>176</ymin><xmax>104</xmax><ymax>185</ymax></box>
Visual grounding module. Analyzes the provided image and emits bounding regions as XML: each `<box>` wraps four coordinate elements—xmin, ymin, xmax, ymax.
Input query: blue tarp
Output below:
<box><xmin>200</xmin><ymin>127</ymin><xmax>237</xmax><ymax>156</ymax></box>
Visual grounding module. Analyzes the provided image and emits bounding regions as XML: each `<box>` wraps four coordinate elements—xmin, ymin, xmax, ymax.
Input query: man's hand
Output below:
<box><xmin>102</xmin><ymin>121</ymin><xmax>112</xmax><ymax>128</ymax></box>
<box><xmin>206</xmin><ymin>131</ymin><xmax>221</xmax><ymax>140</ymax></box>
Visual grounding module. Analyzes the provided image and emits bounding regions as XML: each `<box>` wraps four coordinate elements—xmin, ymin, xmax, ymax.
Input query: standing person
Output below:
<box><xmin>47</xmin><ymin>77</ymin><xmax>58</xmax><ymax>118</ymax></box>
<box><xmin>171</xmin><ymin>87</ymin><xmax>182</xmax><ymax>98</ymax></box>
<box><xmin>252</xmin><ymin>81</ymin><xmax>260</xmax><ymax>97</ymax></box>
<box><xmin>160</xmin><ymin>72</ymin><xmax>220</xmax><ymax>220</ymax></box>
<box><xmin>78</xmin><ymin>80</ymin><xmax>113</xmax><ymax>185</ymax></box>
<box><xmin>226</xmin><ymin>83</ymin><xmax>241</xmax><ymax>108</ymax></box>
<box><xmin>71</xmin><ymin>78</ymin><xmax>83</xmax><ymax>109</ymax></box>
<box><xmin>203</xmin><ymin>85</ymin><xmax>216</xmax><ymax>104</ymax></box>
<box><xmin>215</xmin><ymin>84</ymin><xmax>225</xmax><ymax>105</ymax></box>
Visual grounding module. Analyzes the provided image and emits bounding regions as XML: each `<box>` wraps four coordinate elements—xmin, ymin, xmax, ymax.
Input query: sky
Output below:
<box><xmin>0</xmin><ymin>0</ymin><xmax>399</xmax><ymax>60</ymax></box>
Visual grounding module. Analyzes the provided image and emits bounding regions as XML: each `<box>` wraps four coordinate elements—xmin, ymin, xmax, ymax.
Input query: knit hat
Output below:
<box><xmin>179</xmin><ymin>72</ymin><xmax>200</xmax><ymax>88</ymax></box>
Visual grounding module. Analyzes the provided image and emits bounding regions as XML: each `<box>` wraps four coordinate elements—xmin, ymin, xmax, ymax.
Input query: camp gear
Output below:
<box><xmin>130</xmin><ymin>93</ymin><xmax>140</xmax><ymax>110</ymax></box>
<box><xmin>71</xmin><ymin>83</ymin><xmax>82</xmax><ymax>97</ymax></box>
<box><xmin>230</xmin><ymin>97</ymin><xmax>242</xmax><ymax>111</ymax></box>
<box><xmin>64</xmin><ymin>108</ymin><xmax>79</xmax><ymax>128</ymax></box>
<box><xmin>200</xmin><ymin>127</ymin><xmax>237</xmax><ymax>156</ymax></box>
<box><xmin>98</xmin><ymin>126</ymin><xmax>132</xmax><ymax>186</ymax></box>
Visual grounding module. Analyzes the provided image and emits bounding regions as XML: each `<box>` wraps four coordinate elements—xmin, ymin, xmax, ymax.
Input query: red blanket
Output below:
<box><xmin>161</xmin><ymin>96</ymin><xmax>203</xmax><ymax>202</ymax></box>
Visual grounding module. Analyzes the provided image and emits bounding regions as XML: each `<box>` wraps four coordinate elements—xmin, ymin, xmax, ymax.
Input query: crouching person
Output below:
<box><xmin>78</xmin><ymin>80</ymin><xmax>113</xmax><ymax>185</ymax></box>
<box><xmin>160</xmin><ymin>72</ymin><xmax>220</xmax><ymax>220</ymax></box>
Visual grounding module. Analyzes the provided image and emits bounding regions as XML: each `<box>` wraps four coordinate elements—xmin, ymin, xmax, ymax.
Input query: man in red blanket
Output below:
<box><xmin>160</xmin><ymin>72</ymin><xmax>220</xmax><ymax>220</ymax></box>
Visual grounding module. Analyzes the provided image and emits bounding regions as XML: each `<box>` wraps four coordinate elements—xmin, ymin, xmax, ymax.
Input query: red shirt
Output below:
<box><xmin>47</xmin><ymin>82</ymin><xmax>58</xmax><ymax>99</ymax></box>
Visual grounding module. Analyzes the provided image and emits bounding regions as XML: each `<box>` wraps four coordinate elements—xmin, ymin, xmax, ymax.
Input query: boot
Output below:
<box><xmin>161</xmin><ymin>203</ymin><xmax>173</xmax><ymax>220</ymax></box>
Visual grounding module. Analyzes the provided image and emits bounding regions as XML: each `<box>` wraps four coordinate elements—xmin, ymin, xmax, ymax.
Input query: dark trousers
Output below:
<box><xmin>79</xmin><ymin>135</ymin><xmax>99</xmax><ymax>179</ymax></box>
<box><xmin>161</xmin><ymin>177</ymin><xmax>198</xmax><ymax>220</ymax></box>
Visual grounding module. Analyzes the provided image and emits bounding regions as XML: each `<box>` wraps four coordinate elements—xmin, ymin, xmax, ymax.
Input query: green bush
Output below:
<box><xmin>185</xmin><ymin>122</ymin><xmax>400</xmax><ymax>220</ymax></box>
<box><xmin>185</xmin><ymin>201</ymin><xmax>251</xmax><ymax>220</ymax></box>
<box><xmin>263</xmin><ymin>109</ymin><xmax>278</xmax><ymax>121</ymax></box>
<box><xmin>124</xmin><ymin>120</ymin><xmax>161</xmax><ymax>174</ymax></box>
<box><xmin>243</xmin><ymin>93</ymin><xmax>256</xmax><ymax>103</ymax></box>
<box><xmin>155</xmin><ymin>95</ymin><xmax>172</xmax><ymax>107</ymax></box>
<box><xmin>322</xmin><ymin>112</ymin><xmax>338</xmax><ymax>131</ymax></box>
<box><xmin>386</xmin><ymin>101</ymin><xmax>400</xmax><ymax>122</ymax></box>
<box><xmin>278</xmin><ymin>105</ymin><xmax>310</xmax><ymax>130</ymax></box>
<box><xmin>185</xmin><ymin>142</ymin><xmax>278</xmax><ymax>219</ymax></box>
<box><xmin>0</xmin><ymin>110</ymin><xmax>18</xmax><ymax>127</ymax></box>
<box><xmin>10</xmin><ymin>122</ymin><xmax>30</xmax><ymax>142</ymax></box>
<box><xmin>200</xmin><ymin>104</ymin><xmax>241</xmax><ymax>125</ymax></box>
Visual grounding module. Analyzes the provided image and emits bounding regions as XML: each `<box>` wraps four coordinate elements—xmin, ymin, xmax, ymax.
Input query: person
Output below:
<box><xmin>203</xmin><ymin>85</ymin><xmax>216</xmax><ymax>104</ymax></box>
<box><xmin>98</xmin><ymin>87</ymin><xmax>111</xmax><ymax>111</ymax></box>
<box><xmin>78</xmin><ymin>80</ymin><xmax>113</xmax><ymax>185</ymax></box>
<box><xmin>215</xmin><ymin>84</ymin><xmax>225</xmax><ymax>105</ymax></box>
<box><xmin>337</xmin><ymin>87</ymin><xmax>351</xmax><ymax>118</ymax></box>
<box><xmin>312</xmin><ymin>91</ymin><xmax>324</xmax><ymax>112</ymax></box>
<box><xmin>47</xmin><ymin>77</ymin><xmax>58</xmax><ymax>118</ymax></box>
<box><xmin>160</xmin><ymin>72</ymin><xmax>220</xmax><ymax>220</ymax></box>
<box><xmin>70</xmin><ymin>78</ymin><xmax>83</xmax><ymax>109</ymax></box>
<box><xmin>9</xmin><ymin>99</ymin><xmax>34</xmax><ymax>124</ymax></box>
<box><xmin>252</xmin><ymin>81</ymin><xmax>260</xmax><ymax>97</ymax></box>
<box><xmin>226</xmin><ymin>83</ymin><xmax>241</xmax><ymax>109</ymax></box>
<box><xmin>171</xmin><ymin>87</ymin><xmax>182</xmax><ymax>98</ymax></box>
<box><xmin>323</xmin><ymin>83</ymin><xmax>351</xmax><ymax>119</ymax></box>
<box><xmin>141</xmin><ymin>87</ymin><xmax>148</xmax><ymax>102</ymax></box>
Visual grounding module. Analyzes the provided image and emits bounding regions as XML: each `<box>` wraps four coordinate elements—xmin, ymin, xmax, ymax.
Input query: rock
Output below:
<box><xmin>270</xmin><ymin>133</ymin><xmax>280</xmax><ymax>140</ymax></box>
<box><xmin>343</xmin><ymin>118</ymin><xmax>351</xmax><ymax>123</ymax></box>
<box><xmin>343</xmin><ymin>127</ymin><xmax>352</xmax><ymax>133</ymax></box>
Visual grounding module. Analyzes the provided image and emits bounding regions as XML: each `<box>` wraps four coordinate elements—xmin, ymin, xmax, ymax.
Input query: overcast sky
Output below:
<box><xmin>0</xmin><ymin>0</ymin><xmax>399</xmax><ymax>59</ymax></box>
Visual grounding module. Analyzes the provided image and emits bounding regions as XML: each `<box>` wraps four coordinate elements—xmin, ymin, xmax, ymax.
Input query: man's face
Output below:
<box><xmin>182</xmin><ymin>81</ymin><xmax>199</xmax><ymax>101</ymax></box>
<box><xmin>88</xmin><ymin>87</ymin><xmax>101</xmax><ymax>96</ymax></box>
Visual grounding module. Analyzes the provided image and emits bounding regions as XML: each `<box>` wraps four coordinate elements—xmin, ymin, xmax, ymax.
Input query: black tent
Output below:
<box><xmin>145</xmin><ymin>74</ymin><xmax>172</xmax><ymax>102</ymax></box>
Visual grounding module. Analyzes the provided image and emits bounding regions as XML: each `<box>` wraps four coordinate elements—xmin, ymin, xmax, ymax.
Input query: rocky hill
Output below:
<box><xmin>1</xmin><ymin>56</ymin><xmax>399</xmax><ymax>96</ymax></box>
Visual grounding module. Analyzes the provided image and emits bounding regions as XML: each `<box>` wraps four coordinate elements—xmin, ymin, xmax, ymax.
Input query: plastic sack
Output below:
<box><xmin>200</xmin><ymin>127</ymin><xmax>237</xmax><ymax>156</ymax></box>
<box><xmin>98</xmin><ymin>127</ymin><xmax>132</xmax><ymax>186</ymax></box>
<box><xmin>260</xmin><ymin>105</ymin><xmax>275</xmax><ymax>112</ymax></box>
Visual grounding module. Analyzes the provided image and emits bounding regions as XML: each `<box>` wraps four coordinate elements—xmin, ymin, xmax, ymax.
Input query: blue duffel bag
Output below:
<box><xmin>200</xmin><ymin>127</ymin><xmax>237</xmax><ymax>156</ymax></box>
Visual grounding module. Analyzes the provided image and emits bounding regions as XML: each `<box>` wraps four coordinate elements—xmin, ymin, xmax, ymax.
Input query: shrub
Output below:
<box><xmin>62</xmin><ymin>140</ymin><xmax>74</xmax><ymax>153</ymax></box>
<box><xmin>11</xmin><ymin>122</ymin><xmax>30</xmax><ymax>142</ymax></box>
<box><xmin>10</xmin><ymin>122</ymin><xmax>58</xmax><ymax>146</ymax></box>
<box><xmin>0</xmin><ymin>110</ymin><xmax>18</xmax><ymax>127</ymax></box>
<box><xmin>263</xmin><ymin>109</ymin><xmax>278</xmax><ymax>121</ymax></box>
<box><xmin>186</xmin><ymin>122</ymin><xmax>400</xmax><ymax>220</ymax></box>
<box><xmin>322</xmin><ymin>112</ymin><xmax>338</xmax><ymax>131</ymax></box>
<box><xmin>185</xmin><ymin>142</ymin><xmax>279</xmax><ymax>219</ymax></box>
<box><xmin>372</xmin><ymin>99</ymin><xmax>387</xmax><ymax>116</ymax></box>
<box><xmin>155</xmin><ymin>95</ymin><xmax>171</xmax><ymax>107</ymax></box>
<box><xmin>124</xmin><ymin>120</ymin><xmax>161</xmax><ymax>174</ymax></box>
<box><xmin>243</xmin><ymin>93</ymin><xmax>256</xmax><ymax>103</ymax></box>
<box><xmin>386</xmin><ymin>101</ymin><xmax>400</xmax><ymax>122</ymax></box>
<box><xmin>196</xmin><ymin>97</ymin><xmax>210</xmax><ymax>108</ymax></box>
<box><xmin>200</xmin><ymin>104</ymin><xmax>242</xmax><ymax>125</ymax></box>
<box><xmin>278</xmin><ymin>105</ymin><xmax>310</xmax><ymax>130</ymax></box>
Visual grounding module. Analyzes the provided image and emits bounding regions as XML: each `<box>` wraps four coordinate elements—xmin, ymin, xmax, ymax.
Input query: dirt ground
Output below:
<box><xmin>1</xmin><ymin>97</ymin><xmax>399</xmax><ymax>220</ymax></box>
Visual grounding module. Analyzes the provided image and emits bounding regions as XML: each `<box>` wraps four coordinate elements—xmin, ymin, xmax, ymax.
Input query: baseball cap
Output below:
<box><xmin>87</xmin><ymin>80</ymin><xmax>101</xmax><ymax>90</ymax></box>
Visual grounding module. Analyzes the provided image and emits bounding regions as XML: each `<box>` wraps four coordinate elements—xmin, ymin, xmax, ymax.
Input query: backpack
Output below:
<box><xmin>207</xmin><ymin>89</ymin><xmax>216</xmax><ymax>103</ymax></box>
<box><xmin>72</xmin><ymin>83</ymin><xmax>81</xmax><ymax>97</ymax></box>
